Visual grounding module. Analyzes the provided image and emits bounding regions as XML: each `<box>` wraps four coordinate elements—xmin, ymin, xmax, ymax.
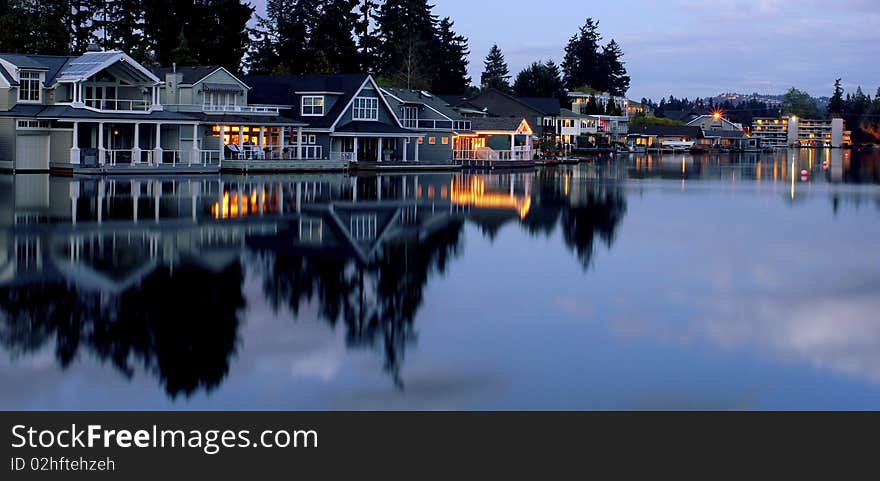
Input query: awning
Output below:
<box><xmin>202</xmin><ymin>83</ymin><xmax>245</xmax><ymax>94</ymax></box>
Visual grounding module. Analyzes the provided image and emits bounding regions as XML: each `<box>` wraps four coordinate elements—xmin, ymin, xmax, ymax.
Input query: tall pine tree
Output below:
<box><xmin>430</xmin><ymin>17</ymin><xmax>470</xmax><ymax>94</ymax></box>
<box><xmin>481</xmin><ymin>44</ymin><xmax>510</xmax><ymax>92</ymax></box>
<box><xmin>561</xmin><ymin>18</ymin><xmax>602</xmax><ymax>91</ymax></box>
<box><xmin>600</xmin><ymin>39</ymin><xmax>629</xmax><ymax>96</ymax></box>
<box><xmin>513</xmin><ymin>60</ymin><xmax>565</xmax><ymax>103</ymax></box>
<box><xmin>375</xmin><ymin>0</ymin><xmax>439</xmax><ymax>89</ymax></box>
<box><xmin>827</xmin><ymin>79</ymin><xmax>844</xmax><ymax>117</ymax></box>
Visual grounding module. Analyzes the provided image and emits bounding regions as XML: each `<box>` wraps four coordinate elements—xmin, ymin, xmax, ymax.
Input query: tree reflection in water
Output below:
<box><xmin>0</xmin><ymin>262</ymin><xmax>245</xmax><ymax>398</ymax></box>
<box><xmin>0</xmin><ymin>169</ymin><xmax>626</xmax><ymax>397</ymax></box>
<box><xmin>253</xmin><ymin>219</ymin><xmax>465</xmax><ymax>388</ymax></box>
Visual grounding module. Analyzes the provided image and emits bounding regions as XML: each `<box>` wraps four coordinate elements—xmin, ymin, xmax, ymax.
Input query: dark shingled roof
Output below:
<box><xmin>0</xmin><ymin>54</ymin><xmax>74</xmax><ymax>84</ymax></box>
<box><xmin>151</xmin><ymin>65</ymin><xmax>227</xmax><ymax>85</ymax></box>
<box><xmin>193</xmin><ymin>113</ymin><xmax>306</xmax><ymax>126</ymax></box>
<box><xmin>470</xmin><ymin>117</ymin><xmax>528</xmax><ymax>132</ymax></box>
<box><xmin>382</xmin><ymin>88</ymin><xmax>462</xmax><ymax>119</ymax></box>
<box><xmin>518</xmin><ymin>97</ymin><xmax>562</xmax><ymax>116</ymax></box>
<box><xmin>628</xmin><ymin>125</ymin><xmax>705</xmax><ymax>138</ymax></box>
<box><xmin>244</xmin><ymin>74</ymin><xmax>370</xmax><ymax>129</ymax></box>
<box><xmin>334</xmin><ymin>121</ymin><xmax>417</xmax><ymax>135</ymax></box>
<box><xmin>702</xmin><ymin>129</ymin><xmax>745</xmax><ymax>139</ymax></box>
<box><xmin>2</xmin><ymin>105</ymin><xmax>197</xmax><ymax>121</ymax></box>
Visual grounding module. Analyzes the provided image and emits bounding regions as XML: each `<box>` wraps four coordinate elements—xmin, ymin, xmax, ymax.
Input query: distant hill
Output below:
<box><xmin>712</xmin><ymin>92</ymin><xmax>829</xmax><ymax>109</ymax></box>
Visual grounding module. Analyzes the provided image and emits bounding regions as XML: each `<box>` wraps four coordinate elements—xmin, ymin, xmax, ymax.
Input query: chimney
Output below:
<box><xmin>172</xmin><ymin>63</ymin><xmax>176</xmax><ymax>73</ymax></box>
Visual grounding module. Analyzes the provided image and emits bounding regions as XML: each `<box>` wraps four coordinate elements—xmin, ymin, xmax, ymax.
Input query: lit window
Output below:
<box><xmin>441</xmin><ymin>137</ymin><xmax>449</xmax><ymax>145</ymax></box>
<box><xmin>353</xmin><ymin>97</ymin><xmax>379</xmax><ymax>121</ymax></box>
<box><xmin>18</xmin><ymin>71</ymin><xmax>41</xmax><ymax>102</ymax></box>
<box><xmin>428</xmin><ymin>137</ymin><xmax>436</xmax><ymax>145</ymax></box>
<box><xmin>417</xmin><ymin>137</ymin><xmax>423</xmax><ymax>144</ymax></box>
<box><xmin>302</xmin><ymin>96</ymin><xmax>325</xmax><ymax>116</ymax></box>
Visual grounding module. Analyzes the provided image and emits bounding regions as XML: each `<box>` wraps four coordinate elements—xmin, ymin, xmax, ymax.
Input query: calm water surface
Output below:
<box><xmin>2</xmin><ymin>149</ymin><xmax>879</xmax><ymax>410</ymax></box>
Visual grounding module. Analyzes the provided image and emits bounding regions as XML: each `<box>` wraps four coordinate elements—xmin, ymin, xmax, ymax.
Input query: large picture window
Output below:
<box><xmin>18</xmin><ymin>71</ymin><xmax>41</xmax><ymax>102</ymax></box>
<box><xmin>302</xmin><ymin>96</ymin><xmax>324</xmax><ymax>116</ymax></box>
<box><xmin>353</xmin><ymin>97</ymin><xmax>379</xmax><ymax>121</ymax></box>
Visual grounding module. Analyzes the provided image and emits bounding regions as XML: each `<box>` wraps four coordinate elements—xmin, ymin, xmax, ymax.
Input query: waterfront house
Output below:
<box><xmin>455</xmin><ymin>117</ymin><xmax>533</xmax><ymax>161</ymax></box>
<box><xmin>0</xmin><ymin>49</ymin><xmax>215</xmax><ymax>174</ymax></box>
<box><xmin>151</xmin><ymin>65</ymin><xmax>308</xmax><ymax>171</ymax></box>
<box><xmin>686</xmin><ymin>114</ymin><xmax>746</xmax><ymax>149</ymax></box>
<box><xmin>380</xmin><ymin>87</ymin><xmax>473</xmax><ymax>163</ymax></box>
<box><xmin>245</xmin><ymin>73</ymin><xmax>424</xmax><ymax>164</ymax></box>
<box><xmin>457</xmin><ymin>89</ymin><xmax>560</xmax><ymax>148</ymax></box>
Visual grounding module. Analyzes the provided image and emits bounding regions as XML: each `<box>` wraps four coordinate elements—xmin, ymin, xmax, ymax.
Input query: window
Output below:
<box><xmin>417</xmin><ymin>137</ymin><xmax>424</xmax><ymax>144</ymax></box>
<box><xmin>402</xmin><ymin>106</ymin><xmax>418</xmax><ymax>128</ymax></box>
<box><xmin>18</xmin><ymin>71</ymin><xmax>41</xmax><ymax>102</ymax></box>
<box><xmin>428</xmin><ymin>137</ymin><xmax>436</xmax><ymax>145</ymax></box>
<box><xmin>16</xmin><ymin>120</ymin><xmax>50</xmax><ymax>129</ymax></box>
<box><xmin>307</xmin><ymin>135</ymin><xmax>316</xmax><ymax>145</ymax></box>
<box><xmin>302</xmin><ymin>96</ymin><xmax>324</xmax><ymax>116</ymax></box>
<box><xmin>441</xmin><ymin>137</ymin><xmax>449</xmax><ymax>145</ymax></box>
<box><xmin>353</xmin><ymin>97</ymin><xmax>379</xmax><ymax>121</ymax></box>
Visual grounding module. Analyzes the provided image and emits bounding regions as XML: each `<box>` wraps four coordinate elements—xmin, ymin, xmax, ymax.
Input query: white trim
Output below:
<box><xmin>54</xmin><ymin>51</ymin><xmax>161</xmax><ymax>85</ymax></box>
<box><xmin>295</xmin><ymin>91</ymin><xmax>344</xmax><ymax>95</ymax></box>
<box><xmin>301</xmin><ymin>95</ymin><xmax>325</xmax><ymax>116</ymax></box>
<box><xmin>329</xmin><ymin>75</ymin><xmax>405</xmax><ymax>131</ymax></box>
<box><xmin>17</xmin><ymin>70</ymin><xmax>43</xmax><ymax>103</ymax></box>
<box><xmin>185</xmin><ymin>66</ymin><xmax>252</xmax><ymax>91</ymax></box>
<box><xmin>352</xmin><ymin>96</ymin><xmax>379</xmax><ymax>121</ymax></box>
<box><xmin>381</xmin><ymin>88</ymin><xmax>454</xmax><ymax>122</ymax></box>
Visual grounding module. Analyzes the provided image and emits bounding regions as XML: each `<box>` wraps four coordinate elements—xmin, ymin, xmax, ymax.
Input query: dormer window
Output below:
<box><xmin>353</xmin><ymin>97</ymin><xmax>378</xmax><ymax>121</ymax></box>
<box><xmin>18</xmin><ymin>71</ymin><xmax>42</xmax><ymax>102</ymax></box>
<box><xmin>302</xmin><ymin>96</ymin><xmax>324</xmax><ymax>116</ymax></box>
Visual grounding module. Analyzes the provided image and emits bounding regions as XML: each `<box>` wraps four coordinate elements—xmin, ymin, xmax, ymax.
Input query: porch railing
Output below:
<box><xmin>406</xmin><ymin>119</ymin><xmax>472</xmax><ymax>131</ymax></box>
<box><xmin>84</xmin><ymin>98</ymin><xmax>152</xmax><ymax>111</ymax></box>
<box><xmin>203</xmin><ymin>104</ymin><xmax>280</xmax><ymax>114</ymax></box>
<box><xmin>330</xmin><ymin>152</ymin><xmax>356</xmax><ymax>161</ymax></box>
<box><xmin>454</xmin><ymin>148</ymin><xmax>531</xmax><ymax>161</ymax></box>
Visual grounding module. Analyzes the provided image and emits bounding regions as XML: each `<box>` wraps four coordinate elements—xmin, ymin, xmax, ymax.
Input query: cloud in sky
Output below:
<box><xmin>250</xmin><ymin>0</ymin><xmax>879</xmax><ymax>99</ymax></box>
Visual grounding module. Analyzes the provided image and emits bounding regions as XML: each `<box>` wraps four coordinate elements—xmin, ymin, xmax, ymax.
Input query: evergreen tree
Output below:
<box><xmin>97</xmin><ymin>0</ymin><xmax>149</xmax><ymax>62</ymax></box>
<box><xmin>828</xmin><ymin>79</ymin><xmax>845</xmax><ymax>117</ymax></box>
<box><xmin>375</xmin><ymin>0</ymin><xmax>438</xmax><ymax>89</ymax></box>
<box><xmin>600</xmin><ymin>39</ymin><xmax>629</xmax><ymax>96</ymax></box>
<box><xmin>309</xmin><ymin>0</ymin><xmax>360</xmax><ymax>73</ymax></box>
<box><xmin>480</xmin><ymin>44</ymin><xmax>510</xmax><ymax>92</ymax></box>
<box><xmin>246</xmin><ymin>27</ymin><xmax>283</xmax><ymax>74</ymax></box>
<box><xmin>513</xmin><ymin>60</ymin><xmax>565</xmax><ymax>103</ymax></box>
<box><xmin>67</xmin><ymin>0</ymin><xmax>100</xmax><ymax>54</ymax></box>
<box><xmin>356</xmin><ymin>0</ymin><xmax>380</xmax><ymax>72</ymax></box>
<box><xmin>430</xmin><ymin>17</ymin><xmax>470</xmax><ymax>94</ymax></box>
<box><xmin>169</xmin><ymin>28</ymin><xmax>197</xmax><ymax>65</ymax></box>
<box><xmin>561</xmin><ymin>18</ymin><xmax>602</xmax><ymax>90</ymax></box>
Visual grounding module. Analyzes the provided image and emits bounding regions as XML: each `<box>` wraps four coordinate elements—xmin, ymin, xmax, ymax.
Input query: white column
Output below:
<box><xmin>97</xmin><ymin>122</ymin><xmax>105</xmax><ymax>165</ymax></box>
<box><xmin>191</xmin><ymin>124</ymin><xmax>200</xmax><ymax>165</ymax></box>
<box><xmin>238</xmin><ymin>125</ymin><xmax>244</xmax><ymax>157</ymax></box>
<box><xmin>377</xmin><ymin>137</ymin><xmax>383</xmax><ymax>162</ymax></box>
<box><xmin>132</xmin><ymin>123</ymin><xmax>141</xmax><ymax>163</ymax></box>
<box><xmin>296</xmin><ymin>127</ymin><xmax>303</xmax><ymax>159</ymax></box>
<box><xmin>70</xmin><ymin>121</ymin><xmax>81</xmax><ymax>164</ymax></box>
<box><xmin>258</xmin><ymin>126</ymin><xmax>265</xmax><ymax>159</ymax></box>
<box><xmin>353</xmin><ymin>137</ymin><xmax>359</xmax><ymax>162</ymax></box>
<box><xmin>414</xmin><ymin>137</ymin><xmax>420</xmax><ymax>162</ymax></box>
<box><xmin>153</xmin><ymin>123</ymin><xmax>163</xmax><ymax>165</ymax></box>
<box><xmin>403</xmin><ymin>138</ymin><xmax>408</xmax><ymax>162</ymax></box>
<box><xmin>279</xmin><ymin>127</ymin><xmax>285</xmax><ymax>159</ymax></box>
<box><xmin>510</xmin><ymin>134</ymin><xmax>516</xmax><ymax>160</ymax></box>
<box><xmin>218</xmin><ymin>126</ymin><xmax>225</xmax><ymax>162</ymax></box>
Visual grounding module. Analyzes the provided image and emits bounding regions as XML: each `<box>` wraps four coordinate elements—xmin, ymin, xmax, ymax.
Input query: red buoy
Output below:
<box><xmin>801</xmin><ymin>170</ymin><xmax>809</xmax><ymax>181</ymax></box>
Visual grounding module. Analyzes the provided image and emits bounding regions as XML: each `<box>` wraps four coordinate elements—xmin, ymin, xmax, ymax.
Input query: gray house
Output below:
<box><xmin>245</xmin><ymin>74</ymin><xmax>428</xmax><ymax>163</ymax></box>
<box><xmin>381</xmin><ymin>87</ymin><xmax>472</xmax><ymax>163</ymax></box>
<box><xmin>0</xmin><ymin>50</ymin><xmax>212</xmax><ymax>173</ymax></box>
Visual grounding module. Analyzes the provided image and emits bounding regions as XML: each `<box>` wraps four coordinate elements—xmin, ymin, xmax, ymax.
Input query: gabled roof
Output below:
<box><xmin>381</xmin><ymin>87</ymin><xmax>462</xmax><ymax>120</ymax></box>
<box><xmin>244</xmin><ymin>73</ymin><xmax>370</xmax><ymax>129</ymax></box>
<box><xmin>0</xmin><ymin>53</ymin><xmax>73</xmax><ymax>84</ymax></box>
<box><xmin>559</xmin><ymin>108</ymin><xmax>589</xmax><ymax>119</ymax></box>
<box><xmin>152</xmin><ymin>65</ymin><xmax>222</xmax><ymax>84</ymax></box>
<box><xmin>627</xmin><ymin>125</ymin><xmax>705</xmax><ymax>138</ymax></box>
<box><xmin>55</xmin><ymin>51</ymin><xmax>160</xmax><ymax>84</ymax></box>
<box><xmin>470</xmin><ymin>117</ymin><xmax>531</xmax><ymax>133</ymax></box>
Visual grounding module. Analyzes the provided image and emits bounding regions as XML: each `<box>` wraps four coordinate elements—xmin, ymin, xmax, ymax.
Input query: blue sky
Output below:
<box><xmin>251</xmin><ymin>0</ymin><xmax>880</xmax><ymax>101</ymax></box>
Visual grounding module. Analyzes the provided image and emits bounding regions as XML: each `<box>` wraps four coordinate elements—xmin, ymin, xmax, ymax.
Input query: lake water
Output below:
<box><xmin>1</xmin><ymin>149</ymin><xmax>879</xmax><ymax>410</ymax></box>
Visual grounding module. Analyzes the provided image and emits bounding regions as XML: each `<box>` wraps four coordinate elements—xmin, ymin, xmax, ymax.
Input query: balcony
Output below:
<box><xmin>402</xmin><ymin>119</ymin><xmax>472</xmax><ymax>131</ymax></box>
<box><xmin>203</xmin><ymin>104</ymin><xmax>280</xmax><ymax>115</ymax></box>
<box><xmin>84</xmin><ymin>98</ymin><xmax>153</xmax><ymax>112</ymax></box>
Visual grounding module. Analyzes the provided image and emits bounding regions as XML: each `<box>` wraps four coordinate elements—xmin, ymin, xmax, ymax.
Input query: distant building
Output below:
<box><xmin>751</xmin><ymin>116</ymin><xmax>848</xmax><ymax>148</ymax></box>
<box><xmin>686</xmin><ymin>114</ymin><xmax>746</xmax><ymax>149</ymax></box>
